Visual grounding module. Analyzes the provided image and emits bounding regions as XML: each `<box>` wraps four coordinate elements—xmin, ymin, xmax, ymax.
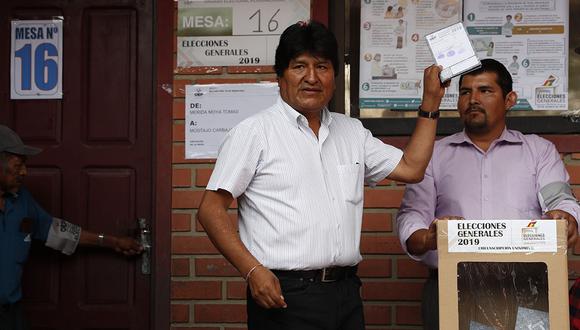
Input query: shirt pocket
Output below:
<box><xmin>13</xmin><ymin>232</ymin><xmax>32</xmax><ymax>264</ymax></box>
<box><xmin>337</xmin><ymin>164</ymin><xmax>363</xmax><ymax>204</ymax></box>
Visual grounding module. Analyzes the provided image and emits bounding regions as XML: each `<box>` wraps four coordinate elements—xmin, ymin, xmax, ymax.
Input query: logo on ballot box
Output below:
<box><xmin>521</xmin><ymin>220</ymin><xmax>546</xmax><ymax>243</ymax></box>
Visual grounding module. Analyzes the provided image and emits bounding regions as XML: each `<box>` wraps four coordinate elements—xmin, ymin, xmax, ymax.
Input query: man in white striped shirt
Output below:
<box><xmin>198</xmin><ymin>20</ymin><xmax>447</xmax><ymax>330</ymax></box>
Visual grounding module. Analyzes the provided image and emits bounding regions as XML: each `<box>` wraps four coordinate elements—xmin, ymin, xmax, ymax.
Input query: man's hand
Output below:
<box><xmin>423</xmin><ymin>220</ymin><xmax>438</xmax><ymax>251</ymax></box>
<box><xmin>112</xmin><ymin>236</ymin><xmax>143</xmax><ymax>256</ymax></box>
<box><xmin>545</xmin><ymin>209</ymin><xmax>578</xmax><ymax>248</ymax></box>
<box><xmin>424</xmin><ymin>216</ymin><xmax>465</xmax><ymax>251</ymax></box>
<box><xmin>421</xmin><ymin>65</ymin><xmax>451</xmax><ymax>110</ymax></box>
<box><xmin>247</xmin><ymin>266</ymin><xmax>287</xmax><ymax>309</ymax></box>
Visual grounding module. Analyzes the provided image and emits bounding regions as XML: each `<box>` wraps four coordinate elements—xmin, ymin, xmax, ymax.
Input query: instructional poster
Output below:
<box><xmin>177</xmin><ymin>0</ymin><xmax>309</xmax><ymax>68</ymax></box>
<box><xmin>185</xmin><ymin>83</ymin><xmax>279</xmax><ymax>159</ymax></box>
<box><xmin>359</xmin><ymin>0</ymin><xmax>463</xmax><ymax>110</ymax></box>
<box><xmin>464</xmin><ymin>0</ymin><xmax>569</xmax><ymax>110</ymax></box>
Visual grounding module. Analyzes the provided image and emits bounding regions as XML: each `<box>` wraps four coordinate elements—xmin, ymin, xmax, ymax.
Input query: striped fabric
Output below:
<box><xmin>207</xmin><ymin>97</ymin><xmax>402</xmax><ymax>270</ymax></box>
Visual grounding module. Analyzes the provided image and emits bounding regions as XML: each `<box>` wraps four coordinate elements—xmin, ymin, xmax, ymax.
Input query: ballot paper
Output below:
<box><xmin>425</xmin><ymin>22</ymin><xmax>481</xmax><ymax>82</ymax></box>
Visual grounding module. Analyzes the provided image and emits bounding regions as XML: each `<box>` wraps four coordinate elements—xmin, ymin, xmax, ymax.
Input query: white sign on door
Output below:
<box><xmin>11</xmin><ymin>20</ymin><xmax>63</xmax><ymax>99</ymax></box>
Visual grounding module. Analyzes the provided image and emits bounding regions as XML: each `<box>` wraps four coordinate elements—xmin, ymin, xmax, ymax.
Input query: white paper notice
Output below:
<box><xmin>11</xmin><ymin>20</ymin><xmax>63</xmax><ymax>99</ymax></box>
<box><xmin>177</xmin><ymin>0</ymin><xmax>310</xmax><ymax>67</ymax></box>
<box><xmin>447</xmin><ymin>219</ymin><xmax>557</xmax><ymax>253</ymax></box>
<box><xmin>185</xmin><ymin>83</ymin><xmax>278</xmax><ymax>159</ymax></box>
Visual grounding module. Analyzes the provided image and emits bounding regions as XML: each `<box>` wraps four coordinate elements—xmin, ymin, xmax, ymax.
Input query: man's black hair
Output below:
<box><xmin>459</xmin><ymin>58</ymin><xmax>513</xmax><ymax>97</ymax></box>
<box><xmin>274</xmin><ymin>20</ymin><xmax>339</xmax><ymax>77</ymax></box>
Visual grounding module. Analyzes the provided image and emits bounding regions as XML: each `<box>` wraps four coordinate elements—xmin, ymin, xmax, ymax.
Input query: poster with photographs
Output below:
<box><xmin>359</xmin><ymin>0</ymin><xmax>463</xmax><ymax>111</ymax></box>
<box><xmin>464</xmin><ymin>0</ymin><xmax>569</xmax><ymax>110</ymax></box>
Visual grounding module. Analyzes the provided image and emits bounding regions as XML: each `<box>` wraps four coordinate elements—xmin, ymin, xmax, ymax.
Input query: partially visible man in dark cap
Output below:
<box><xmin>0</xmin><ymin>125</ymin><xmax>142</xmax><ymax>330</ymax></box>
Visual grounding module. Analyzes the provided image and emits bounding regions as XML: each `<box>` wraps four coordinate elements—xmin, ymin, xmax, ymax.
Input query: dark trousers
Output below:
<box><xmin>247</xmin><ymin>274</ymin><xmax>364</xmax><ymax>330</ymax></box>
<box><xmin>0</xmin><ymin>302</ymin><xmax>29</xmax><ymax>330</ymax></box>
<box><xmin>421</xmin><ymin>276</ymin><xmax>439</xmax><ymax>330</ymax></box>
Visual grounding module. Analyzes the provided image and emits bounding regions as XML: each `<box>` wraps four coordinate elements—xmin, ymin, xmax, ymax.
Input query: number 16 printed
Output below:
<box><xmin>11</xmin><ymin>20</ymin><xmax>63</xmax><ymax>99</ymax></box>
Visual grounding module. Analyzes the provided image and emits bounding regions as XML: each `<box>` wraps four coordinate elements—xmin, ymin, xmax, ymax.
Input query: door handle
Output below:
<box><xmin>138</xmin><ymin>218</ymin><xmax>151</xmax><ymax>275</ymax></box>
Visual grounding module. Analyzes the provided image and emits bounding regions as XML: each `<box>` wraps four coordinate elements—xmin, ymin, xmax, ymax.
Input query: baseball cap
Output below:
<box><xmin>0</xmin><ymin>125</ymin><xmax>42</xmax><ymax>156</ymax></box>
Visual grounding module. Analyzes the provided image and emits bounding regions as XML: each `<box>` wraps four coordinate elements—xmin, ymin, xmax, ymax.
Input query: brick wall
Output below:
<box><xmin>170</xmin><ymin>9</ymin><xmax>580</xmax><ymax>330</ymax></box>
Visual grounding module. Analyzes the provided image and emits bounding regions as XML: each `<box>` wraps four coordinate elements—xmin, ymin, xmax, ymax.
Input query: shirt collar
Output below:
<box><xmin>277</xmin><ymin>96</ymin><xmax>332</xmax><ymax>128</ymax></box>
<box><xmin>447</xmin><ymin>127</ymin><xmax>523</xmax><ymax>146</ymax></box>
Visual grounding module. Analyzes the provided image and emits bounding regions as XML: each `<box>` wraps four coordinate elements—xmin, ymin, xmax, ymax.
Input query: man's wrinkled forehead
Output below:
<box><xmin>290</xmin><ymin>52</ymin><xmax>332</xmax><ymax>64</ymax></box>
<box><xmin>459</xmin><ymin>71</ymin><xmax>500</xmax><ymax>89</ymax></box>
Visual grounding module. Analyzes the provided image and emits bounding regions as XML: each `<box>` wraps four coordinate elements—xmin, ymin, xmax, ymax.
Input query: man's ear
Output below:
<box><xmin>505</xmin><ymin>90</ymin><xmax>517</xmax><ymax>111</ymax></box>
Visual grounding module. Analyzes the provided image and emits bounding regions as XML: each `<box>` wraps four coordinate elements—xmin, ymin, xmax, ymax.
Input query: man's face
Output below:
<box><xmin>278</xmin><ymin>53</ymin><xmax>335</xmax><ymax>115</ymax></box>
<box><xmin>0</xmin><ymin>154</ymin><xmax>27</xmax><ymax>193</ymax></box>
<box><xmin>457</xmin><ymin>72</ymin><xmax>516</xmax><ymax>134</ymax></box>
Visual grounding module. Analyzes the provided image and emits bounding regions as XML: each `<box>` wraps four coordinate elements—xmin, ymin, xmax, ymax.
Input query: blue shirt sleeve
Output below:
<box><xmin>19</xmin><ymin>188</ymin><xmax>53</xmax><ymax>242</ymax></box>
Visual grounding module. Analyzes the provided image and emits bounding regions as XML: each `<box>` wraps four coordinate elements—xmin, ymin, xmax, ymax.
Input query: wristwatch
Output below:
<box><xmin>417</xmin><ymin>106</ymin><xmax>440</xmax><ymax>119</ymax></box>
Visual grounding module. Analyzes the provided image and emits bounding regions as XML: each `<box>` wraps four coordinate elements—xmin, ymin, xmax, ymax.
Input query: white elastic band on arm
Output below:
<box><xmin>45</xmin><ymin>217</ymin><xmax>81</xmax><ymax>255</ymax></box>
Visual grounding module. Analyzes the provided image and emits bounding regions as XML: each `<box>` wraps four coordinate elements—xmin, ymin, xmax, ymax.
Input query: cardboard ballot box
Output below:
<box><xmin>437</xmin><ymin>219</ymin><xmax>568</xmax><ymax>330</ymax></box>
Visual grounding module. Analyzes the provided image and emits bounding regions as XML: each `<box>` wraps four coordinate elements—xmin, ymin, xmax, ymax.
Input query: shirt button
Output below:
<box><xmin>484</xmin><ymin>197</ymin><xmax>489</xmax><ymax>201</ymax></box>
<box><xmin>484</xmin><ymin>174</ymin><xmax>488</xmax><ymax>179</ymax></box>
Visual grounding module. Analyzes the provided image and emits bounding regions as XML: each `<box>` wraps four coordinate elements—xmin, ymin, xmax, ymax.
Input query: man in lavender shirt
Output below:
<box><xmin>396</xmin><ymin>59</ymin><xmax>580</xmax><ymax>330</ymax></box>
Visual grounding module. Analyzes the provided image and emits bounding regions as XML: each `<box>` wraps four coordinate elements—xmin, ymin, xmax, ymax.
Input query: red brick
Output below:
<box><xmin>358</xmin><ymin>258</ymin><xmax>392</xmax><ymax>278</ymax></box>
<box><xmin>196</xmin><ymin>168</ymin><xmax>213</xmax><ymax>187</ymax></box>
<box><xmin>173</xmin><ymin>79</ymin><xmax>195</xmax><ymax>97</ymax></box>
<box><xmin>364</xmin><ymin>189</ymin><xmax>405</xmax><ymax>208</ymax></box>
<box><xmin>171</xmin><ymin>280</ymin><xmax>221</xmax><ymax>300</ymax></box>
<box><xmin>397</xmin><ymin>259</ymin><xmax>429</xmax><ymax>279</ymax></box>
<box><xmin>195</xmin><ymin>78</ymin><xmax>257</xmax><ymax>85</ymax></box>
<box><xmin>172</xmin><ymin>190</ymin><xmax>205</xmax><ymax>208</ymax></box>
<box><xmin>195</xmin><ymin>257</ymin><xmax>239</xmax><ymax>277</ymax></box>
<box><xmin>173</xmin><ymin>122</ymin><xmax>185</xmax><ymax>142</ymax></box>
<box><xmin>172</xmin><ymin>236</ymin><xmax>219</xmax><ymax>254</ymax></box>
<box><xmin>360</xmin><ymin>236</ymin><xmax>405</xmax><ymax>254</ymax></box>
<box><xmin>227</xmin><ymin>281</ymin><xmax>247</xmax><ymax>299</ymax></box>
<box><xmin>225</xmin><ymin>328</ymin><xmax>247</xmax><ymax>330</ymax></box>
<box><xmin>172</xmin><ymin>258</ymin><xmax>190</xmax><ymax>277</ymax></box>
<box><xmin>364</xmin><ymin>304</ymin><xmax>391</xmax><ymax>325</ymax></box>
<box><xmin>362</xmin><ymin>213</ymin><xmax>392</xmax><ymax>232</ymax></box>
<box><xmin>567</xmin><ymin>165</ymin><xmax>580</xmax><ymax>184</ymax></box>
<box><xmin>173</xmin><ymin>144</ymin><xmax>217</xmax><ymax>164</ymax></box>
<box><xmin>173</xmin><ymin>100</ymin><xmax>185</xmax><ymax>119</ymax></box>
<box><xmin>395</xmin><ymin>305</ymin><xmax>422</xmax><ymax>325</ymax></box>
<box><xmin>196</xmin><ymin>212</ymin><xmax>238</xmax><ymax>232</ymax></box>
<box><xmin>172</xmin><ymin>168</ymin><xmax>192</xmax><ymax>187</ymax></box>
<box><xmin>175</xmin><ymin>66</ymin><xmax>224</xmax><ymax>75</ymax></box>
<box><xmin>362</xmin><ymin>281</ymin><xmax>423</xmax><ymax>301</ymax></box>
<box><xmin>572</xmin><ymin>153</ymin><xmax>580</xmax><ymax>160</ymax></box>
<box><xmin>172</xmin><ymin>213</ymin><xmax>192</xmax><ymax>232</ymax></box>
<box><xmin>227</xmin><ymin>66</ymin><xmax>276</xmax><ymax>74</ymax></box>
<box><xmin>171</xmin><ymin>303</ymin><xmax>189</xmax><ymax>323</ymax></box>
<box><xmin>194</xmin><ymin>304</ymin><xmax>246</xmax><ymax>323</ymax></box>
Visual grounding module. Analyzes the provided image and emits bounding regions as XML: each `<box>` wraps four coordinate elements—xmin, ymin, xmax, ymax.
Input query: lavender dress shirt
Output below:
<box><xmin>396</xmin><ymin>128</ymin><xmax>580</xmax><ymax>268</ymax></box>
